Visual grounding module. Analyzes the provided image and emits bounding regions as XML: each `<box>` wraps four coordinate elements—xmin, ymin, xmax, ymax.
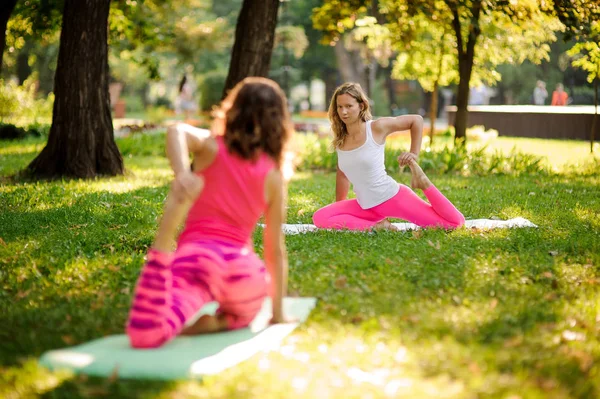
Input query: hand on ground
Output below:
<box><xmin>270</xmin><ymin>313</ymin><xmax>298</xmax><ymax>325</ymax></box>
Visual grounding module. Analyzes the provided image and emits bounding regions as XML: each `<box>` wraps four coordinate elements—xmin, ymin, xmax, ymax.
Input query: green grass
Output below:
<box><xmin>1</xmin><ymin>135</ymin><xmax>599</xmax><ymax>398</ymax></box>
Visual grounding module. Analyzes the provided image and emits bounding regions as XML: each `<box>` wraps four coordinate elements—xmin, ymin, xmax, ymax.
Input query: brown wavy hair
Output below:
<box><xmin>212</xmin><ymin>77</ymin><xmax>293</xmax><ymax>168</ymax></box>
<box><xmin>328</xmin><ymin>82</ymin><xmax>372</xmax><ymax>149</ymax></box>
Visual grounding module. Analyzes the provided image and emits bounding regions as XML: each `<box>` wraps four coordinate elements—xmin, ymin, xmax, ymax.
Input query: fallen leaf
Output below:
<box><xmin>468</xmin><ymin>362</ymin><xmax>481</xmax><ymax>375</ymax></box>
<box><xmin>62</xmin><ymin>335</ymin><xmax>75</xmax><ymax>345</ymax></box>
<box><xmin>541</xmin><ymin>271</ymin><xmax>554</xmax><ymax>279</ymax></box>
<box><xmin>490</xmin><ymin>298</ymin><xmax>498</xmax><ymax>309</ymax></box>
<box><xmin>297</xmin><ymin>209</ymin><xmax>305</xmax><ymax>216</ymax></box>
<box><xmin>0</xmin><ymin>237</ymin><xmax>6</xmax><ymax>246</ymax></box>
<box><xmin>504</xmin><ymin>335</ymin><xmax>524</xmax><ymax>348</ymax></box>
<box><xmin>108</xmin><ymin>365</ymin><xmax>120</xmax><ymax>383</ymax></box>
<box><xmin>537</xmin><ymin>378</ymin><xmax>557</xmax><ymax>391</ymax></box>
<box><xmin>334</xmin><ymin>276</ymin><xmax>347</xmax><ymax>289</ymax></box>
<box><xmin>548</xmin><ymin>250</ymin><xmax>559</xmax><ymax>256</ymax></box>
<box><xmin>16</xmin><ymin>290</ymin><xmax>30</xmax><ymax>299</ymax></box>
<box><xmin>427</xmin><ymin>240</ymin><xmax>441</xmax><ymax>250</ymax></box>
<box><xmin>411</xmin><ymin>230</ymin><xmax>423</xmax><ymax>239</ymax></box>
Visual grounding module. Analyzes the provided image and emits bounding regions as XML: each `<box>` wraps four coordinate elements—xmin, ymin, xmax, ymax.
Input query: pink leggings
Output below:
<box><xmin>126</xmin><ymin>240</ymin><xmax>267</xmax><ymax>349</ymax></box>
<box><xmin>313</xmin><ymin>184</ymin><xmax>465</xmax><ymax>230</ymax></box>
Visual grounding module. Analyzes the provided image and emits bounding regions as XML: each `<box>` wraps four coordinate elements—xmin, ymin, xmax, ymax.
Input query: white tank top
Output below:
<box><xmin>337</xmin><ymin>120</ymin><xmax>399</xmax><ymax>209</ymax></box>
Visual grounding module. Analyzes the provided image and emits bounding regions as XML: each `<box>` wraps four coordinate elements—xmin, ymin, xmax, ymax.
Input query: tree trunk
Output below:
<box><xmin>324</xmin><ymin>67</ymin><xmax>339</xmax><ymax>109</ymax></box>
<box><xmin>449</xmin><ymin>1</ymin><xmax>481</xmax><ymax>144</ymax></box>
<box><xmin>17</xmin><ymin>44</ymin><xmax>33</xmax><ymax>85</ymax></box>
<box><xmin>592</xmin><ymin>76</ymin><xmax>598</xmax><ymax>153</ymax></box>
<box><xmin>28</xmin><ymin>0</ymin><xmax>123</xmax><ymax>179</ymax></box>
<box><xmin>384</xmin><ymin>65</ymin><xmax>397</xmax><ymax>114</ymax></box>
<box><xmin>0</xmin><ymin>0</ymin><xmax>18</xmax><ymax>75</ymax></box>
<box><xmin>334</xmin><ymin>39</ymin><xmax>367</xmax><ymax>90</ymax></box>
<box><xmin>454</xmin><ymin>55</ymin><xmax>474</xmax><ymax>143</ymax></box>
<box><xmin>222</xmin><ymin>0</ymin><xmax>280</xmax><ymax>98</ymax></box>
<box><xmin>429</xmin><ymin>82</ymin><xmax>439</xmax><ymax>146</ymax></box>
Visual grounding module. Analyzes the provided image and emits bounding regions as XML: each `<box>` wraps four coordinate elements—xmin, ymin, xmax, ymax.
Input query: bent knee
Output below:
<box><xmin>312</xmin><ymin>209</ymin><xmax>325</xmax><ymax>227</ymax></box>
<box><xmin>127</xmin><ymin>327</ymin><xmax>167</xmax><ymax>349</ymax></box>
<box><xmin>448</xmin><ymin>215</ymin><xmax>466</xmax><ymax>229</ymax></box>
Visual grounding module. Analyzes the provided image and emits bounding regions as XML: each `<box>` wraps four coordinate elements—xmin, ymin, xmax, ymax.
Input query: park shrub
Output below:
<box><xmin>294</xmin><ymin>133</ymin><xmax>547</xmax><ymax>176</ymax></box>
<box><xmin>199</xmin><ymin>70</ymin><xmax>227</xmax><ymax>111</ymax></box>
<box><xmin>0</xmin><ymin>122</ymin><xmax>49</xmax><ymax>140</ymax></box>
<box><xmin>0</xmin><ymin>75</ymin><xmax>54</xmax><ymax>125</ymax></box>
<box><xmin>116</xmin><ymin>131</ymin><xmax>166</xmax><ymax>157</ymax></box>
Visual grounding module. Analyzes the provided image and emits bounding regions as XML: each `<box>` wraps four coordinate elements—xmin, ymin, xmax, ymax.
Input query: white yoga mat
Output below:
<box><xmin>260</xmin><ymin>217</ymin><xmax>537</xmax><ymax>235</ymax></box>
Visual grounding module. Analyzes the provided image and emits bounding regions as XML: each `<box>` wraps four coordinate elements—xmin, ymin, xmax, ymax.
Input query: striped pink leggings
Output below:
<box><xmin>126</xmin><ymin>240</ymin><xmax>268</xmax><ymax>349</ymax></box>
<box><xmin>313</xmin><ymin>184</ymin><xmax>465</xmax><ymax>230</ymax></box>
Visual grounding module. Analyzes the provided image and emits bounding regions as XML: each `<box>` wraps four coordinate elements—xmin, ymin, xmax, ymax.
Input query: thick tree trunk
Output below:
<box><xmin>0</xmin><ymin>0</ymin><xmax>18</xmax><ymax>75</ymax></box>
<box><xmin>429</xmin><ymin>82</ymin><xmax>439</xmax><ymax>146</ymax></box>
<box><xmin>454</xmin><ymin>55</ymin><xmax>472</xmax><ymax>142</ymax></box>
<box><xmin>222</xmin><ymin>0</ymin><xmax>280</xmax><ymax>97</ymax></box>
<box><xmin>28</xmin><ymin>0</ymin><xmax>123</xmax><ymax>179</ymax></box>
<box><xmin>449</xmin><ymin>1</ymin><xmax>481</xmax><ymax>144</ymax></box>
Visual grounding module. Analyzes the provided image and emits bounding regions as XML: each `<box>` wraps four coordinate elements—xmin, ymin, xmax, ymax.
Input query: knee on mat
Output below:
<box><xmin>449</xmin><ymin>215</ymin><xmax>466</xmax><ymax>229</ymax></box>
<box><xmin>127</xmin><ymin>327</ymin><xmax>167</xmax><ymax>349</ymax></box>
<box><xmin>312</xmin><ymin>209</ymin><xmax>326</xmax><ymax>228</ymax></box>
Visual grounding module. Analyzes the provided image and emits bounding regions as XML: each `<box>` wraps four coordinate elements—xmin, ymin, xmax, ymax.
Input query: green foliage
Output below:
<box><xmin>295</xmin><ymin>133</ymin><xmax>547</xmax><ymax>177</ymax></box>
<box><xmin>144</xmin><ymin>106</ymin><xmax>171</xmax><ymax>125</ymax></box>
<box><xmin>199</xmin><ymin>69</ymin><xmax>227</xmax><ymax>111</ymax></box>
<box><xmin>116</xmin><ymin>132</ymin><xmax>166</xmax><ymax>157</ymax></box>
<box><xmin>567</xmin><ymin>22</ymin><xmax>600</xmax><ymax>84</ymax></box>
<box><xmin>0</xmin><ymin>77</ymin><xmax>54</xmax><ymax>125</ymax></box>
<box><xmin>543</xmin><ymin>0</ymin><xmax>600</xmax><ymax>41</ymax></box>
<box><xmin>274</xmin><ymin>26</ymin><xmax>309</xmax><ymax>59</ymax></box>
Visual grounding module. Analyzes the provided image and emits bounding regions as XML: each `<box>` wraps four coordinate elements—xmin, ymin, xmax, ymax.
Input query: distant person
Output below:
<box><xmin>312</xmin><ymin>82</ymin><xmax>465</xmax><ymax>231</ymax></box>
<box><xmin>533</xmin><ymin>80</ymin><xmax>548</xmax><ymax>105</ymax></box>
<box><xmin>176</xmin><ymin>74</ymin><xmax>198</xmax><ymax>119</ymax></box>
<box><xmin>551</xmin><ymin>83</ymin><xmax>569</xmax><ymax>106</ymax></box>
<box><xmin>469</xmin><ymin>84</ymin><xmax>486</xmax><ymax>105</ymax></box>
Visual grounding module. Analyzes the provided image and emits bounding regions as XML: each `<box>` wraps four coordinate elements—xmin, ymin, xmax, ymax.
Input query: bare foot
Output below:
<box><xmin>408</xmin><ymin>160</ymin><xmax>432</xmax><ymax>191</ymax></box>
<box><xmin>180</xmin><ymin>314</ymin><xmax>228</xmax><ymax>335</ymax></box>
<box><xmin>373</xmin><ymin>219</ymin><xmax>399</xmax><ymax>231</ymax></box>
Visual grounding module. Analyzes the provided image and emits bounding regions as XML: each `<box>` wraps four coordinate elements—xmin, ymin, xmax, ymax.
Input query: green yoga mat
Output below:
<box><xmin>40</xmin><ymin>297</ymin><xmax>316</xmax><ymax>380</ymax></box>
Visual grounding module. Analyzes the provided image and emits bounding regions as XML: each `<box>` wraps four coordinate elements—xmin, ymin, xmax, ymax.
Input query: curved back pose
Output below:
<box><xmin>312</xmin><ymin>82</ymin><xmax>465</xmax><ymax>231</ymax></box>
<box><xmin>127</xmin><ymin>77</ymin><xmax>293</xmax><ymax>348</ymax></box>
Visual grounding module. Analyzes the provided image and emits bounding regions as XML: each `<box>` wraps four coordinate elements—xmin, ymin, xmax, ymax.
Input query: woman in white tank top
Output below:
<box><xmin>312</xmin><ymin>82</ymin><xmax>465</xmax><ymax>231</ymax></box>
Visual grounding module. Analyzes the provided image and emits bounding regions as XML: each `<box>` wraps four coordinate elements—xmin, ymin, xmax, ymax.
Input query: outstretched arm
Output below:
<box><xmin>335</xmin><ymin>165</ymin><xmax>350</xmax><ymax>202</ymax></box>
<box><xmin>372</xmin><ymin>115</ymin><xmax>424</xmax><ymax>166</ymax></box>
<box><xmin>263</xmin><ymin>169</ymin><xmax>288</xmax><ymax>323</ymax></box>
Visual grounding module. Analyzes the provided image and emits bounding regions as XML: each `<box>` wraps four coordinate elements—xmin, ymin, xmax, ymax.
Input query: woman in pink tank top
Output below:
<box><xmin>313</xmin><ymin>82</ymin><xmax>465</xmax><ymax>231</ymax></box>
<box><xmin>126</xmin><ymin>77</ymin><xmax>294</xmax><ymax>349</ymax></box>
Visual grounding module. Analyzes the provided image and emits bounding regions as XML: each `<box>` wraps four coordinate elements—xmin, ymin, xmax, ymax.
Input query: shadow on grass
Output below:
<box><xmin>1</xmin><ymin>169</ymin><xmax>598</xmax><ymax>396</ymax></box>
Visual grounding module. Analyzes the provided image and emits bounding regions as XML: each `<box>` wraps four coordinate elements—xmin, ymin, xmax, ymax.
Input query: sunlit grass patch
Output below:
<box><xmin>1</xmin><ymin>134</ymin><xmax>599</xmax><ymax>397</ymax></box>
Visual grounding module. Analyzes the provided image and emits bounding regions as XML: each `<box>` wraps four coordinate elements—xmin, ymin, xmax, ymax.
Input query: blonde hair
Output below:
<box><xmin>211</xmin><ymin>77</ymin><xmax>293</xmax><ymax>168</ymax></box>
<box><xmin>328</xmin><ymin>82</ymin><xmax>372</xmax><ymax>149</ymax></box>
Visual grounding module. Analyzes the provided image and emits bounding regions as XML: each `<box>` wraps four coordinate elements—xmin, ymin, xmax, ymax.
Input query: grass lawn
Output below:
<box><xmin>1</xmin><ymin>135</ymin><xmax>599</xmax><ymax>398</ymax></box>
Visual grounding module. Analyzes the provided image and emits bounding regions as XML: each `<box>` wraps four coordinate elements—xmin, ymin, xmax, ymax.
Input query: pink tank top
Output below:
<box><xmin>178</xmin><ymin>136</ymin><xmax>276</xmax><ymax>246</ymax></box>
